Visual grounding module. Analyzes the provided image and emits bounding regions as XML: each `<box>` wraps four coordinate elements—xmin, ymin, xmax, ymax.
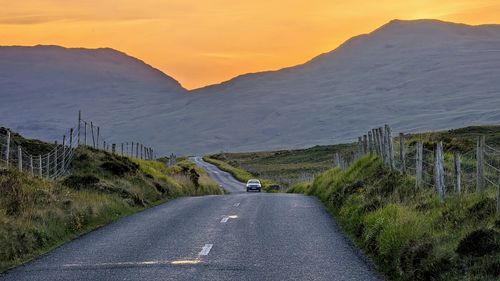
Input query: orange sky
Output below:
<box><xmin>1</xmin><ymin>0</ymin><xmax>499</xmax><ymax>89</ymax></box>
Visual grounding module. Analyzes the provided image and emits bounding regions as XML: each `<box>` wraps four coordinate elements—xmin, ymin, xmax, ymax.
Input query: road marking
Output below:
<box><xmin>220</xmin><ymin>216</ymin><xmax>229</xmax><ymax>223</ymax></box>
<box><xmin>233</xmin><ymin>202</ymin><xmax>240</xmax><ymax>207</ymax></box>
<box><xmin>199</xmin><ymin>244</ymin><xmax>213</xmax><ymax>256</ymax></box>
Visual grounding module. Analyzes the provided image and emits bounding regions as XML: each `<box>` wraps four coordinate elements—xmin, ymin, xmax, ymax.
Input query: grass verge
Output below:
<box><xmin>288</xmin><ymin>156</ymin><xmax>500</xmax><ymax>281</ymax></box>
<box><xmin>0</xmin><ymin>143</ymin><xmax>223</xmax><ymax>272</ymax></box>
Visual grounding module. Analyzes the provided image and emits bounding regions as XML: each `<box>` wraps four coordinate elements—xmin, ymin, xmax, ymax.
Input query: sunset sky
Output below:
<box><xmin>1</xmin><ymin>1</ymin><xmax>499</xmax><ymax>89</ymax></box>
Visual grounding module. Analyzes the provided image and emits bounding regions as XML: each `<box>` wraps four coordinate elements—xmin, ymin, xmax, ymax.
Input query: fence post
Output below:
<box><xmin>30</xmin><ymin>155</ymin><xmax>34</xmax><ymax>176</ymax></box>
<box><xmin>91</xmin><ymin>122</ymin><xmax>95</xmax><ymax>148</ymax></box>
<box><xmin>38</xmin><ymin>155</ymin><xmax>42</xmax><ymax>177</ymax></box>
<box><xmin>18</xmin><ymin>146</ymin><xmax>22</xmax><ymax>172</ymax></box>
<box><xmin>54</xmin><ymin>141</ymin><xmax>58</xmax><ymax>175</ymax></box>
<box><xmin>386</xmin><ymin>125</ymin><xmax>395</xmax><ymax>170</ymax></box>
<box><xmin>373</xmin><ymin>129</ymin><xmax>379</xmax><ymax>155</ymax></box>
<box><xmin>84</xmin><ymin>121</ymin><xmax>87</xmax><ymax>146</ymax></box>
<box><xmin>497</xmin><ymin>175</ymin><xmax>500</xmax><ymax>213</ymax></box>
<box><xmin>476</xmin><ymin>136</ymin><xmax>485</xmax><ymax>193</ymax></box>
<box><xmin>361</xmin><ymin>135</ymin><xmax>367</xmax><ymax>155</ymax></box>
<box><xmin>77</xmin><ymin>110</ymin><xmax>81</xmax><ymax>146</ymax></box>
<box><xmin>62</xmin><ymin>135</ymin><xmax>66</xmax><ymax>172</ymax></box>
<box><xmin>399</xmin><ymin>133</ymin><xmax>406</xmax><ymax>173</ymax></box>
<box><xmin>112</xmin><ymin>144</ymin><xmax>116</xmax><ymax>154</ymax></box>
<box><xmin>368</xmin><ymin>131</ymin><xmax>374</xmax><ymax>155</ymax></box>
<box><xmin>96</xmin><ymin>127</ymin><xmax>100</xmax><ymax>149</ymax></box>
<box><xmin>383</xmin><ymin>126</ymin><xmax>389</xmax><ymax>167</ymax></box>
<box><xmin>45</xmin><ymin>154</ymin><xmax>50</xmax><ymax>178</ymax></box>
<box><xmin>379</xmin><ymin>128</ymin><xmax>384</xmax><ymax>158</ymax></box>
<box><xmin>131</xmin><ymin>142</ymin><xmax>134</xmax><ymax>157</ymax></box>
<box><xmin>5</xmin><ymin>130</ymin><xmax>10</xmax><ymax>166</ymax></box>
<box><xmin>416</xmin><ymin>141</ymin><xmax>423</xmax><ymax>189</ymax></box>
<box><xmin>140</xmin><ymin>144</ymin><xmax>143</xmax><ymax>160</ymax></box>
<box><xmin>136</xmin><ymin>143</ymin><xmax>139</xmax><ymax>158</ymax></box>
<box><xmin>104</xmin><ymin>141</ymin><xmax>106</xmax><ymax>152</ymax></box>
<box><xmin>435</xmin><ymin>141</ymin><xmax>445</xmax><ymax>203</ymax></box>
<box><xmin>69</xmin><ymin>128</ymin><xmax>74</xmax><ymax>149</ymax></box>
<box><xmin>121</xmin><ymin>143</ymin><xmax>124</xmax><ymax>156</ymax></box>
<box><xmin>454</xmin><ymin>152</ymin><xmax>461</xmax><ymax>194</ymax></box>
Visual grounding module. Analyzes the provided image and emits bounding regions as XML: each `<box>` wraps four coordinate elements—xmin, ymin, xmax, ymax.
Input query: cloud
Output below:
<box><xmin>0</xmin><ymin>15</ymin><xmax>62</xmax><ymax>25</ymax></box>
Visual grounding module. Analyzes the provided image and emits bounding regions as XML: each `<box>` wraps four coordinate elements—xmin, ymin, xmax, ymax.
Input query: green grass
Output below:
<box><xmin>202</xmin><ymin>155</ymin><xmax>278</xmax><ymax>191</ymax></box>
<box><xmin>204</xmin><ymin>143</ymin><xmax>356</xmax><ymax>189</ymax></box>
<box><xmin>207</xmin><ymin>125</ymin><xmax>500</xmax><ymax>280</ymax></box>
<box><xmin>0</xmin><ymin>135</ymin><xmax>223</xmax><ymax>272</ymax></box>
<box><xmin>288</xmin><ymin>156</ymin><xmax>500</xmax><ymax>281</ymax></box>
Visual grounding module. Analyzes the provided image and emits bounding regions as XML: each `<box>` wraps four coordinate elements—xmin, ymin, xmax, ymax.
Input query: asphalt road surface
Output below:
<box><xmin>0</xmin><ymin>157</ymin><xmax>383</xmax><ymax>281</ymax></box>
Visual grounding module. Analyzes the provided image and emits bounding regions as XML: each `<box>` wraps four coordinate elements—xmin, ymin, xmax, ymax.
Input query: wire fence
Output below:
<box><xmin>334</xmin><ymin>125</ymin><xmax>500</xmax><ymax>211</ymax></box>
<box><xmin>0</xmin><ymin>111</ymin><xmax>158</xmax><ymax>179</ymax></box>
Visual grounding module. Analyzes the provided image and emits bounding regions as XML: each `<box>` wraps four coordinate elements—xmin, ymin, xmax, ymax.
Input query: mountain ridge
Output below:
<box><xmin>1</xmin><ymin>19</ymin><xmax>500</xmax><ymax>155</ymax></box>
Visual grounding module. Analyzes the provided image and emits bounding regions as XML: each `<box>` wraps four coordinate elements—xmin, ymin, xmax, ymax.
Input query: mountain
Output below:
<box><xmin>1</xmin><ymin>20</ymin><xmax>500</xmax><ymax>155</ymax></box>
<box><xmin>0</xmin><ymin>45</ymin><xmax>190</xmax><ymax>150</ymax></box>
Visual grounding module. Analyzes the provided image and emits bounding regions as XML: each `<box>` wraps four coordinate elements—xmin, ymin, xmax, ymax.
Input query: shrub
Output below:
<box><xmin>456</xmin><ymin>229</ymin><xmax>500</xmax><ymax>257</ymax></box>
<box><xmin>62</xmin><ymin>175</ymin><xmax>100</xmax><ymax>190</ymax></box>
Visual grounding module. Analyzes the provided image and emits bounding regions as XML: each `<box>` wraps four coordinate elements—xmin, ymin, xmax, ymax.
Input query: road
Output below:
<box><xmin>0</xmin><ymin>157</ymin><xmax>383</xmax><ymax>281</ymax></box>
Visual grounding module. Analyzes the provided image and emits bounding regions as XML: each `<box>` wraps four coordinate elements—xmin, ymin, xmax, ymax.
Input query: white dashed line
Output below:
<box><xmin>233</xmin><ymin>203</ymin><xmax>240</xmax><ymax>207</ymax></box>
<box><xmin>199</xmin><ymin>244</ymin><xmax>213</xmax><ymax>256</ymax></box>
<box><xmin>220</xmin><ymin>216</ymin><xmax>229</xmax><ymax>223</ymax></box>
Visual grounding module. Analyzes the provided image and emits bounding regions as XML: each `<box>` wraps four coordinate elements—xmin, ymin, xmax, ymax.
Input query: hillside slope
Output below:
<box><xmin>0</xmin><ymin>45</ymin><xmax>189</xmax><ymax>150</ymax></box>
<box><xmin>191</xmin><ymin>19</ymin><xmax>500</xmax><ymax>152</ymax></box>
<box><xmin>1</xmin><ymin>20</ymin><xmax>500</xmax><ymax>154</ymax></box>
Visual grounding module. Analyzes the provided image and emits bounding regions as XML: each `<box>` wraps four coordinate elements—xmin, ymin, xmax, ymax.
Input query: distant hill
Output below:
<box><xmin>1</xmin><ymin>20</ymin><xmax>500</xmax><ymax>155</ymax></box>
<box><xmin>0</xmin><ymin>45</ymin><xmax>189</xmax><ymax>150</ymax></box>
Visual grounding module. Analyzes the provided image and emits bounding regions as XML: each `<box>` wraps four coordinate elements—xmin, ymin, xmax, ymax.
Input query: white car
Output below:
<box><xmin>246</xmin><ymin>179</ymin><xmax>262</xmax><ymax>192</ymax></box>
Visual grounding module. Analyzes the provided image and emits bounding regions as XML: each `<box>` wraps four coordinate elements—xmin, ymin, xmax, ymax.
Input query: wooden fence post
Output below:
<box><xmin>30</xmin><ymin>155</ymin><xmax>34</xmax><ymax>176</ymax></box>
<box><xmin>45</xmin><ymin>154</ymin><xmax>50</xmax><ymax>178</ymax></box>
<box><xmin>476</xmin><ymin>136</ymin><xmax>485</xmax><ymax>193</ymax></box>
<box><xmin>96</xmin><ymin>127</ymin><xmax>100</xmax><ymax>149</ymax></box>
<box><xmin>383</xmin><ymin>126</ymin><xmax>389</xmax><ymax>167</ymax></box>
<box><xmin>77</xmin><ymin>110</ymin><xmax>81</xmax><ymax>146</ymax></box>
<box><xmin>112</xmin><ymin>144</ymin><xmax>116</xmax><ymax>154</ymax></box>
<box><xmin>416</xmin><ymin>141</ymin><xmax>423</xmax><ymax>189</ymax></box>
<box><xmin>379</xmin><ymin>128</ymin><xmax>384</xmax><ymax>157</ymax></box>
<box><xmin>131</xmin><ymin>142</ymin><xmax>134</xmax><ymax>157</ymax></box>
<box><xmin>121</xmin><ymin>143</ymin><xmax>124</xmax><ymax>156</ymax></box>
<box><xmin>497</xmin><ymin>176</ymin><xmax>500</xmax><ymax>213</ymax></box>
<box><xmin>368</xmin><ymin>131</ymin><xmax>374</xmax><ymax>155</ymax></box>
<box><xmin>5</xmin><ymin>130</ymin><xmax>10</xmax><ymax>166</ymax></box>
<box><xmin>69</xmin><ymin>128</ymin><xmax>74</xmax><ymax>149</ymax></box>
<box><xmin>18</xmin><ymin>146</ymin><xmax>22</xmax><ymax>172</ymax></box>
<box><xmin>62</xmin><ymin>135</ymin><xmax>66</xmax><ymax>171</ymax></box>
<box><xmin>358</xmin><ymin>137</ymin><xmax>363</xmax><ymax>156</ymax></box>
<box><xmin>362</xmin><ymin>135</ymin><xmax>367</xmax><ymax>155</ymax></box>
<box><xmin>91</xmin><ymin>122</ymin><xmax>95</xmax><ymax>148</ymax></box>
<box><xmin>104</xmin><ymin>141</ymin><xmax>106</xmax><ymax>152</ymax></box>
<box><xmin>386</xmin><ymin>125</ymin><xmax>395</xmax><ymax>170</ymax></box>
<box><xmin>136</xmin><ymin>143</ymin><xmax>139</xmax><ymax>158</ymax></box>
<box><xmin>38</xmin><ymin>155</ymin><xmax>42</xmax><ymax>177</ymax></box>
<box><xmin>54</xmin><ymin>141</ymin><xmax>58</xmax><ymax>175</ymax></box>
<box><xmin>126</xmin><ymin>142</ymin><xmax>129</xmax><ymax>156</ymax></box>
<box><xmin>454</xmin><ymin>152</ymin><xmax>461</xmax><ymax>194</ymax></box>
<box><xmin>140</xmin><ymin>144</ymin><xmax>143</xmax><ymax>160</ymax></box>
<box><xmin>84</xmin><ymin>121</ymin><xmax>87</xmax><ymax>146</ymax></box>
<box><xmin>435</xmin><ymin>141</ymin><xmax>445</xmax><ymax>203</ymax></box>
<box><xmin>399</xmin><ymin>133</ymin><xmax>406</xmax><ymax>173</ymax></box>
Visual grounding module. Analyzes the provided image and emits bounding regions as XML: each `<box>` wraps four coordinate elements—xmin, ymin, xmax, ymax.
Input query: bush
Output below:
<box><xmin>101</xmin><ymin>160</ymin><xmax>138</xmax><ymax>176</ymax></box>
<box><xmin>62</xmin><ymin>175</ymin><xmax>100</xmax><ymax>190</ymax></box>
<box><xmin>456</xmin><ymin>229</ymin><xmax>500</xmax><ymax>257</ymax></box>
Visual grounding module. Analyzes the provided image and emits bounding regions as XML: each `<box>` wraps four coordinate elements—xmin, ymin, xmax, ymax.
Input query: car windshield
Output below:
<box><xmin>248</xmin><ymin>180</ymin><xmax>260</xmax><ymax>184</ymax></box>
